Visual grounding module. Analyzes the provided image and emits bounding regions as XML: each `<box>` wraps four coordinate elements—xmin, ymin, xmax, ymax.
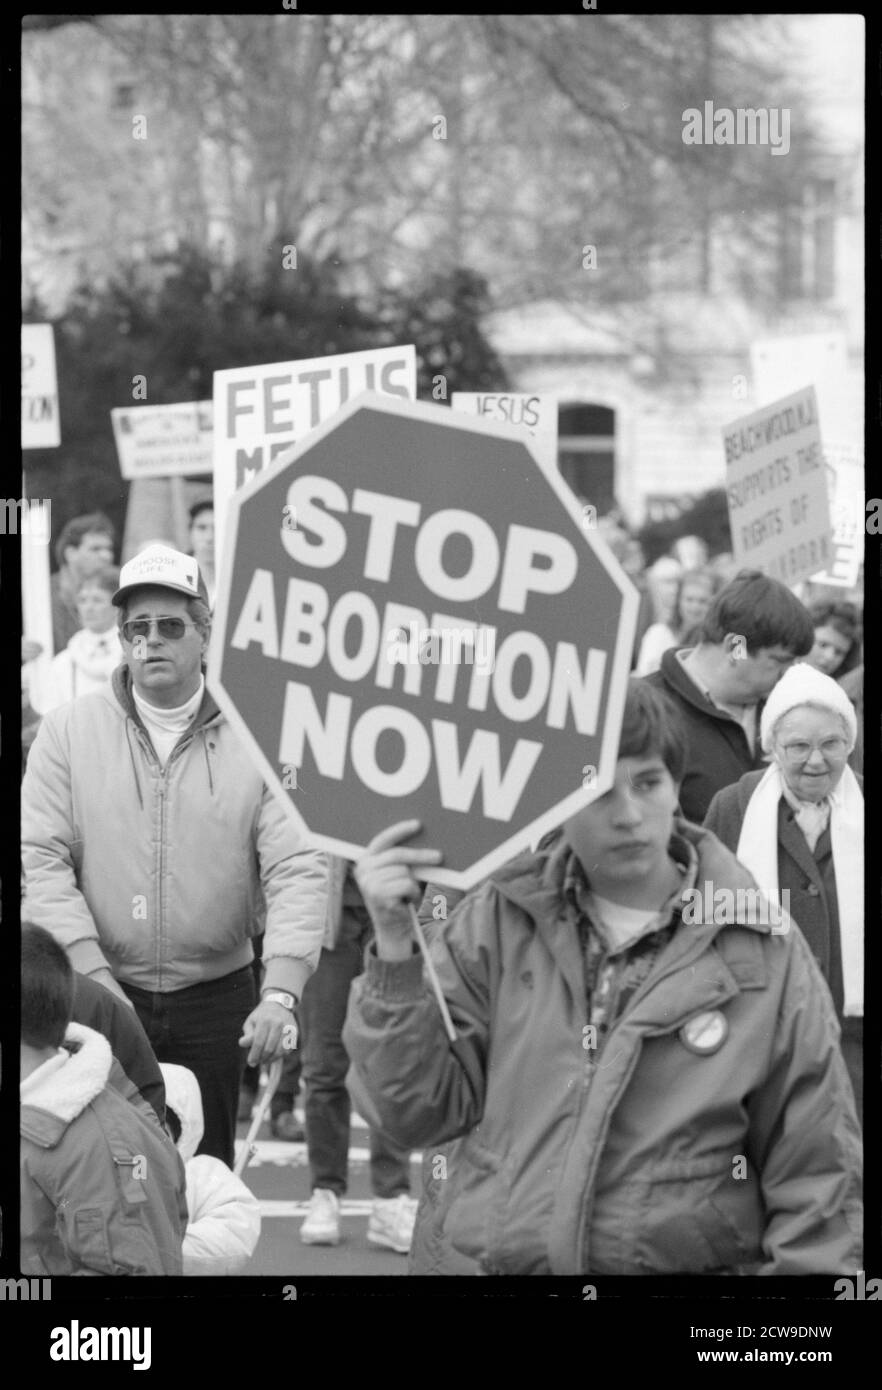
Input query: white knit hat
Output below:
<box><xmin>760</xmin><ymin>662</ymin><xmax>857</xmax><ymax>753</ymax></box>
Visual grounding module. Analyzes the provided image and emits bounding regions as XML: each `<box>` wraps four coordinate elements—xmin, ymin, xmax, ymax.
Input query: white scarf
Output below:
<box><xmin>736</xmin><ymin>762</ymin><xmax>863</xmax><ymax>1016</ymax></box>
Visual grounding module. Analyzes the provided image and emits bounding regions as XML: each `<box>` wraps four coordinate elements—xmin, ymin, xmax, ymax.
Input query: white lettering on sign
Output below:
<box><xmin>229</xmin><ymin>475</ymin><xmax>605</xmax><ymax>818</ymax></box>
<box><xmin>414</xmin><ymin>509</ymin><xmax>500</xmax><ymax>603</ymax></box>
<box><xmin>280</xmin><ymin>476</ymin><xmax>349</xmax><ymax>567</ymax></box>
<box><xmin>279</xmin><ymin>479</ymin><xmax>579</xmax><ymax>615</ymax></box>
<box><xmin>278</xmin><ymin>681</ymin><xmax>544</xmax><ymax>819</ymax></box>
<box><xmin>352</xmin><ymin>490</ymin><xmax>422</xmax><ymax>582</ymax></box>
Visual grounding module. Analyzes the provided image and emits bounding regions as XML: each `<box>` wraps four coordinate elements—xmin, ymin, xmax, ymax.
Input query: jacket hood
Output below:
<box><xmin>159</xmin><ymin>1062</ymin><xmax>205</xmax><ymax>1161</ymax></box>
<box><xmin>492</xmin><ymin>818</ymin><xmax>767</xmax><ymax>939</ymax></box>
<box><xmin>657</xmin><ymin>647</ymin><xmax>770</xmax><ymax>729</ymax></box>
<box><xmin>110</xmin><ymin>662</ymin><xmax>221</xmax><ymax>730</ymax></box>
<box><xmin>21</xmin><ymin>1022</ymin><xmax>112</xmax><ymax>1125</ymax></box>
<box><xmin>657</xmin><ymin>646</ymin><xmax>722</xmax><ymax>716</ymax></box>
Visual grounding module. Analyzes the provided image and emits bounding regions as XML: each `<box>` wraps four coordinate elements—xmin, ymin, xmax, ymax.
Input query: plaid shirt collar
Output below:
<box><xmin>561</xmin><ymin>833</ymin><xmax>700</xmax><ymax>954</ymax></box>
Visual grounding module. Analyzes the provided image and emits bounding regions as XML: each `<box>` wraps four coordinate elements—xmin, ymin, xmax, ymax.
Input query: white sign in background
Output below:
<box><xmin>750</xmin><ymin>333</ymin><xmax>854</xmax><ymax>444</ymax></box>
<box><xmin>22</xmin><ymin>323</ymin><xmax>61</xmax><ymax>450</ymax></box>
<box><xmin>21</xmin><ymin>325</ymin><xmax>60</xmax><ymax>705</ymax></box>
<box><xmin>811</xmin><ymin>441</ymin><xmax>864</xmax><ymax>588</ymax></box>
<box><xmin>111</xmin><ymin>402</ymin><xmax>214</xmax><ymax>479</ymax></box>
<box><xmin>212</xmin><ymin>345</ymin><xmax>417</xmax><ymax>561</ymax></box>
<box><xmin>750</xmin><ymin>336</ymin><xmax>862</xmax><ymax>589</ymax></box>
<box><xmin>451</xmin><ymin>392</ymin><xmax>558</xmax><ymax>472</ymax></box>
<box><xmin>723</xmin><ymin>386</ymin><xmax>833</xmax><ymax>588</ymax></box>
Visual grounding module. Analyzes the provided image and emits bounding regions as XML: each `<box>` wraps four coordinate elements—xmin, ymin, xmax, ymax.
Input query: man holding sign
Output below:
<box><xmin>343</xmin><ymin>682</ymin><xmax>862</xmax><ymax>1277</ymax></box>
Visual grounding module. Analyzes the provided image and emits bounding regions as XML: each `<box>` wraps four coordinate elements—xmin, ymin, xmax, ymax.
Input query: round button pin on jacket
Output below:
<box><xmin>679</xmin><ymin>1010</ymin><xmax>729</xmax><ymax>1055</ymax></box>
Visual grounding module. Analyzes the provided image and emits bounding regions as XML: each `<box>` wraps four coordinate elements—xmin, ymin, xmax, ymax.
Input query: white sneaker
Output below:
<box><xmin>367</xmin><ymin>1194</ymin><xmax>418</xmax><ymax>1254</ymax></box>
<box><xmin>300</xmin><ymin>1188</ymin><xmax>341</xmax><ymax>1245</ymax></box>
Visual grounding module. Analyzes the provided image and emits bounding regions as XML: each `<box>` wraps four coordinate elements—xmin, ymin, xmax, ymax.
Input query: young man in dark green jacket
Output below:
<box><xmin>343</xmin><ymin>682</ymin><xmax>862</xmax><ymax>1276</ymax></box>
<box><xmin>642</xmin><ymin>569</ymin><xmax>814</xmax><ymax>822</ymax></box>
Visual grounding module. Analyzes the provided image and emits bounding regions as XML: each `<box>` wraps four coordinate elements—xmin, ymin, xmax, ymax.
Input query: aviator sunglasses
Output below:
<box><xmin>121</xmin><ymin>616</ymin><xmax>198</xmax><ymax>642</ymax></box>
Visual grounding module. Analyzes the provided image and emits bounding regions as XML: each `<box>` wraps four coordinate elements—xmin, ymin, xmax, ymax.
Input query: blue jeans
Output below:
<box><xmin>300</xmin><ymin>906</ymin><xmax>411</xmax><ymax>1199</ymax></box>
<box><xmin>122</xmin><ymin>965</ymin><xmax>256</xmax><ymax>1167</ymax></box>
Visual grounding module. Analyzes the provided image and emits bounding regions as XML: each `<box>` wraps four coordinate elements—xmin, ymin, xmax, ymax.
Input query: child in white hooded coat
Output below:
<box><xmin>160</xmin><ymin>1063</ymin><xmax>261</xmax><ymax>1275</ymax></box>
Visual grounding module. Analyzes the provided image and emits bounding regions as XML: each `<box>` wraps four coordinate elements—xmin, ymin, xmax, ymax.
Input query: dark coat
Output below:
<box><xmin>703</xmin><ymin>769</ymin><xmax>862</xmax><ymax>1021</ymax></box>
<box><xmin>703</xmin><ymin>769</ymin><xmax>864</xmax><ymax>1120</ymax></box>
<box><xmin>643</xmin><ymin>648</ymin><xmax>767</xmax><ymax>822</ymax></box>
<box><xmin>71</xmin><ymin>972</ymin><xmax>166</xmax><ymax>1125</ymax></box>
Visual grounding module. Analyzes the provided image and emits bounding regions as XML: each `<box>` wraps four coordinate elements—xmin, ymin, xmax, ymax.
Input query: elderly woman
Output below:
<box><xmin>703</xmin><ymin>664</ymin><xmax>863</xmax><ymax>1117</ymax></box>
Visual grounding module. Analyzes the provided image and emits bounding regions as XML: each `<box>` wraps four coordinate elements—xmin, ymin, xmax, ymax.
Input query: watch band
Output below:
<box><xmin>261</xmin><ymin>989</ymin><xmax>297</xmax><ymax>1011</ymax></box>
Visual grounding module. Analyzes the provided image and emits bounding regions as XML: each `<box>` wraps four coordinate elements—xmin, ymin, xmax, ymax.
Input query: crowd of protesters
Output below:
<box><xmin>20</xmin><ymin>501</ymin><xmax>865</xmax><ymax>1277</ymax></box>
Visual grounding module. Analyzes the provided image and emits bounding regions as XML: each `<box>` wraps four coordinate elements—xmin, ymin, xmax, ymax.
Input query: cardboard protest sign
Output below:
<box><xmin>212</xmin><ymin>345</ymin><xmax>416</xmax><ymax>559</ymax></box>
<box><xmin>723</xmin><ymin>387</ymin><xmax>833</xmax><ymax>588</ymax></box>
<box><xmin>811</xmin><ymin>441</ymin><xmax>864</xmax><ymax>588</ymax></box>
<box><xmin>750</xmin><ymin>333</ymin><xmax>853</xmax><ymax>444</ymax></box>
<box><xmin>209</xmin><ymin>392</ymin><xmax>637</xmax><ymax>889</ymax></box>
<box><xmin>111</xmin><ymin>402</ymin><xmax>213</xmax><ymax>479</ymax></box>
<box><xmin>451</xmin><ymin>392</ymin><xmax>558</xmax><ymax>472</ymax></box>
<box><xmin>22</xmin><ymin>324</ymin><xmax>60</xmax><ymax>449</ymax></box>
<box><xmin>20</xmin><ymin>481</ymin><xmax>54</xmax><ymax>709</ymax></box>
<box><xmin>21</xmin><ymin>325</ymin><xmax>58</xmax><ymax>703</ymax></box>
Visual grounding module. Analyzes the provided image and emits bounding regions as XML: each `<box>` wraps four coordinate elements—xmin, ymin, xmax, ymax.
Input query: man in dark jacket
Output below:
<box><xmin>72</xmin><ymin>972</ymin><xmax>167</xmax><ymax>1126</ymax></box>
<box><xmin>343</xmin><ymin>682</ymin><xmax>862</xmax><ymax>1276</ymax></box>
<box><xmin>642</xmin><ymin>569</ymin><xmax>814</xmax><ymax>821</ymax></box>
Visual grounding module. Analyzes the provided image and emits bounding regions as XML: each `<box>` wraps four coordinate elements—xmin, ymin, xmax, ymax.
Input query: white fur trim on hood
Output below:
<box><xmin>159</xmin><ymin>1062</ymin><xmax>205</xmax><ymax>1162</ymax></box>
<box><xmin>760</xmin><ymin>662</ymin><xmax>857</xmax><ymax>753</ymax></box>
<box><xmin>21</xmin><ymin>1023</ymin><xmax>112</xmax><ymax>1123</ymax></box>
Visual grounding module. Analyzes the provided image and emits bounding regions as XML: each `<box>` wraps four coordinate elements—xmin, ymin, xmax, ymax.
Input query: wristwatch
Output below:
<box><xmin>261</xmin><ymin>989</ymin><xmax>297</xmax><ymax>1012</ymax></box>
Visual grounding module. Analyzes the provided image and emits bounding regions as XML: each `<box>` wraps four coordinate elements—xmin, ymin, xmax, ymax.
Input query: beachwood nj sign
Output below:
<box><xmin>209</xmin><ymin>393</ymin><xmax>637</xmax><ymax>888</ymax></box>
<box><xmin>723</xmin><ymin>386</ymin><xmax>833</xmax><ymax>587</ymax></box>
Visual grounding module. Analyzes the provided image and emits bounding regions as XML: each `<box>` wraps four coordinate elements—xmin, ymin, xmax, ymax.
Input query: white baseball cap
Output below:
<box><xmin>113</xmin><ymin>544</ymin><xmax>209</xmax><ymax>607</ymax></box>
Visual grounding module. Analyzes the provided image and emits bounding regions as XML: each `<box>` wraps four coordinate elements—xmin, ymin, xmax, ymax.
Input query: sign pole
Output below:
<box><xmin>407</xmin><ymin>904</ymin><xmax>458</xmax><ymax>1043</ymax></box>
<box><xmin>169</xmin><ymin>475</ymin><xmax>189</xmax><ymax>551</ymax></box>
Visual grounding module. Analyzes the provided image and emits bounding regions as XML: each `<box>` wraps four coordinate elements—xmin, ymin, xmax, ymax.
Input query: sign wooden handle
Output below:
<box><xmin>233</xmin><ymin>1057</ymin><xmax>284</xmax><ymax>1177</ymax></box>
<box><xmin>407</xmin><ymin>903</ymin><xmax>458</xmax><ymax>1044</ymax></box>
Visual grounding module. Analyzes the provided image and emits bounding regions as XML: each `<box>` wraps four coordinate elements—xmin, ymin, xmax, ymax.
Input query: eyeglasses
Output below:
<box><xmin>121</xmin><ymin>617</ymin><xmax>197</xmax><ymax>643</ymax></box>
<box><xmin>777</xmin><ymin>738</ymin><xmax>848</xmax><ymax>764</ymax></box>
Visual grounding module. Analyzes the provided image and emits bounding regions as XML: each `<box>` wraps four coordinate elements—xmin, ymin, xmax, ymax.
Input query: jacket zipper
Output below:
<box><xmin>573</xmin><ymin>1038</ymin><xmax>643</xmax><ymax>1272</ymax></box>
<box><xmin>131</xmin><ymin>714</ymin><xmax>220</xmax><ymax>989</ymax></box>
<box><xmin>156</xmin><ymin>775</ymin><xmax>165</xmax><ymax>987</ymax></box>
<box><xmin>570</xmin><ymin>934</ymin><xmax>735</xmax><ymax>1272</ymax></box>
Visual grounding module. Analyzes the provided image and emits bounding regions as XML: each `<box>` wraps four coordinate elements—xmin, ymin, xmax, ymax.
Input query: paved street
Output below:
<box><xmin>236</xmin><ymin>1105</ymin><xmax>420</xmax><ymax>1276</ymax></box>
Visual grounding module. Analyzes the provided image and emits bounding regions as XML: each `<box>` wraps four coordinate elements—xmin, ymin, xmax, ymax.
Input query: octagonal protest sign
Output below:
<box><xmin>208</xmin><ymin>392</ymin><xmax>638</xmax><ymax>889</ymax></box>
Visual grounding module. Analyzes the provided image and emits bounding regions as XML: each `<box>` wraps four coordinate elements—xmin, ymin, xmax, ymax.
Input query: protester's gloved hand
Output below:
<box><xmin>91</xmin><ymin>967</ymin><xmax>135</xmax><ymax>1010</ymax></box>
<box><xmin>354</xmin><ymin>820</ymin><xmax>443</xmax><ymax>960</ymax></box>
<box><xmin>239</xmin><ymin>1000</ymin><xmax>297</xmax><ymax>1068</ymax></box>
